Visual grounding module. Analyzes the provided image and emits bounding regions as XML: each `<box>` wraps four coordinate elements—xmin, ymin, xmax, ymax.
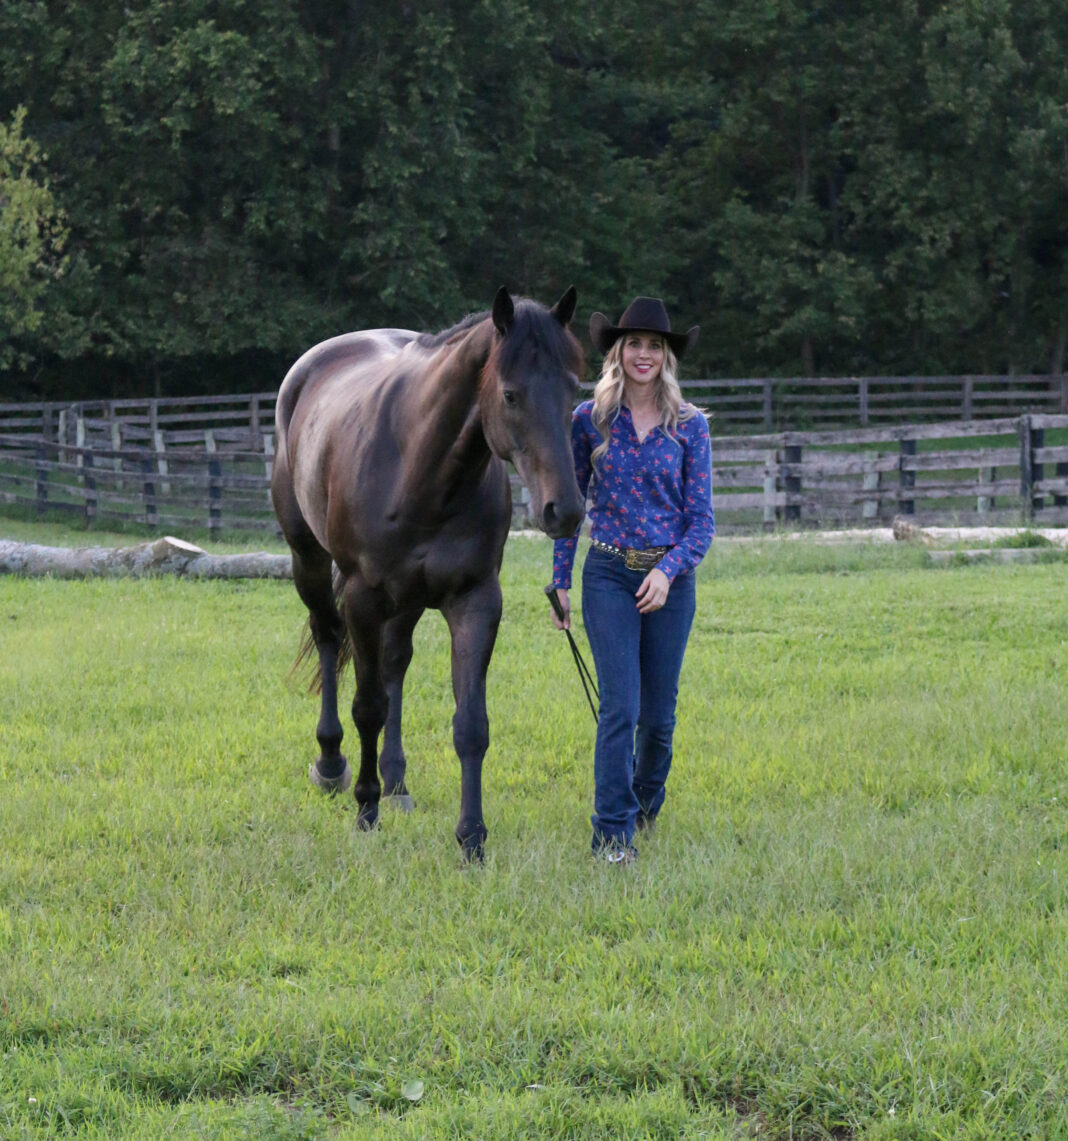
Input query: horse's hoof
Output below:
<box><xmin>456</xmin><ymin>831</ymin><xmax>486</xmax><ymax>865</ymax></box>
<box><xmin>356</xmin><ymin>803</ymin><xmax>380</xmax><ymax>832</ymax></box>
<box><xmin>383</xmin><ymin>792</ymin><xmax>416</xmax><ymax>813</ymax></box>
<box><xmin>309</xmin><ymin>758</ymin><xmax>352</xmax><ymax>794</ymax></box>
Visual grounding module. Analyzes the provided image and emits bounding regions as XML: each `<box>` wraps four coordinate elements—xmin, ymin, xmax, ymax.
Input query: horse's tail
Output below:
<box><xmin>288</xmin><ymin>568</ymin><xmax>353</xmax><ymax>693</ymax></box>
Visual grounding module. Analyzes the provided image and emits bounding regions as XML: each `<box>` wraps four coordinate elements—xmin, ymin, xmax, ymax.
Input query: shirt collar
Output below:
<box><xmin>619</xmin><ymin>404</ymin><xmax>661</xmax><ymax>440</ymax></box>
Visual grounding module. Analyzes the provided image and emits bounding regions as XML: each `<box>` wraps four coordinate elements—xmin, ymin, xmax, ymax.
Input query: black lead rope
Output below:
<box><xmin>544</xmin><ymin>586</ymin><xmax>599</xmax><ymax>724</ymax></box>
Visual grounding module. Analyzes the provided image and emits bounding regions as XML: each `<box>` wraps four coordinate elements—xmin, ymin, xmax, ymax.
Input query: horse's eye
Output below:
<box><xmin>503</xmin><ymin>389</ymin><xmax>517</xmax><ymax>407</ymax></box>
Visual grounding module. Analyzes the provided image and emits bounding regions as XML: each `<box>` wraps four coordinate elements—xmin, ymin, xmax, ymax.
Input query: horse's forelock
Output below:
<box><xmin>488</xmin><ymin>299</ymin><xmax>582</xmax><ymax>380</ymax></box>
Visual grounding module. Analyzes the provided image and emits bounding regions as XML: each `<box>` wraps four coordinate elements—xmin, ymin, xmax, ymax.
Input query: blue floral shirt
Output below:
<box><xmin>551</xmin><ymin>400</ymin><xmax>715</xmax><ymax>589</ymax></box>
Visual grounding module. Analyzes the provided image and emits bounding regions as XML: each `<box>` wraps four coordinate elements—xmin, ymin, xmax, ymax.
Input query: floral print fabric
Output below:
<box><xmin>552</xmin><ymin>400</ymin><xmax>715</xmax><ymax>588</ymax></box>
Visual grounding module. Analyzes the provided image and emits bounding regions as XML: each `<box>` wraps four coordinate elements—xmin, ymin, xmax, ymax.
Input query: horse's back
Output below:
<box><xmin>276</xmin><ymin>328</ymin><xmax>417</xmax><ymax>441</ymax></box>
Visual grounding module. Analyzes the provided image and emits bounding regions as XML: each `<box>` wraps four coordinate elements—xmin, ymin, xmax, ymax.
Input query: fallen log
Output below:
<box><xmin>926</xmin><ymin>548</ymin><xmax>1060</xmax><ymax>565</ymax></box>
<box><xmin>0</xmin><ymin>536</ymin><xmax>293</xmax><ymax>579</ymax></box>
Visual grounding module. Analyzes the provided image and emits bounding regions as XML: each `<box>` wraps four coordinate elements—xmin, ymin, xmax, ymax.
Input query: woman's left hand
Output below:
<box><xmin>635</xmin><ymin>568</ymin><xmax>670</xmax><ymax>613</ymax></box>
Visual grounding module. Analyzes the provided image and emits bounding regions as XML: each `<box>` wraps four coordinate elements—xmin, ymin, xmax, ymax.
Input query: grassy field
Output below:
<box><xmin>1</xmin><ymin>525</ymin><xmax>1066</xmax><ymax>1139</ymax></box>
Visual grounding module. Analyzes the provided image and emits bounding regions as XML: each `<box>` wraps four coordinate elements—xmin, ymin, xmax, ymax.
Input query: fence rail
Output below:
<box><xmin>3</xmin><ymin>373</ymin><xmax>1067</xmax><ymax>443</ymax></box>
<box><xmin>3</xmin><ymin>414</ymin><xmax>1068</xmax><ymax>535</ymax></box>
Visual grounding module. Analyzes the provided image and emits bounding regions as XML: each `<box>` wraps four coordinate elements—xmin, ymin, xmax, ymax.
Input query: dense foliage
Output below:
<box><xmin>2</xmin><ymin>0</ymin><xmax>1067</xmax><ymax>398</ymax></box>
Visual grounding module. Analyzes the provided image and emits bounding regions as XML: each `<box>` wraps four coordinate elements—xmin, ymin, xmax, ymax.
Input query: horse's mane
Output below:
<box><xmin>416</xmin><ymin>310</ymin><xmax>488</xmax><ymax>349</ymax></box>
<box><xmin>417</xmin><ymin>299</ymin><xmax>582</xmax><ymax>375</ymax></box>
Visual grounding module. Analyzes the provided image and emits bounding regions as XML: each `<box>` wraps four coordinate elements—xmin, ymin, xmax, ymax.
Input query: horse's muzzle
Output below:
<box><xmin>540</xmin><ymin>500</ymin><xmax>585</xmax><ymax>540</ymax></box>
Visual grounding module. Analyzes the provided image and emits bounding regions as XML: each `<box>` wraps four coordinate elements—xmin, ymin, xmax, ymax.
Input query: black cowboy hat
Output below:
<box><xmin>588</xmin><ymin>296</ymin><xmax>699</xmax><ymax>359</ymax></box>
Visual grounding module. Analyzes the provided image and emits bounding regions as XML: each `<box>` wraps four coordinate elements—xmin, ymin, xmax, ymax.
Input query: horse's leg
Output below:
<box><xmin>342</xmin><ymin>578</ymin><xmax>389</xmax><ymax>831</ymax></box>
<box><xmin>379</xmin><ymin>608</ymin><xmax>424</xmax><ymax>811</ymax></box>
<box><xmin>272</xmin><ymin>453</ymin><xmax>351</xmax><ymax>792</ymax></box>
<box><xmin>441</xmin><ymin>577</ymin><xmax>502</xmax><ymax>862</ymax></box>
<box><xmin>291</xmin><ymin>546</ymin><xmax>351</xmax><ymax>792</ymax></box>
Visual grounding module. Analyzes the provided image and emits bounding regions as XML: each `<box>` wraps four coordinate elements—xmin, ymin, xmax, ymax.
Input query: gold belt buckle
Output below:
<box><xmin>624</xmin><ymin>547</ymin><xmax>665</xmax><ymax>571</ymax></box>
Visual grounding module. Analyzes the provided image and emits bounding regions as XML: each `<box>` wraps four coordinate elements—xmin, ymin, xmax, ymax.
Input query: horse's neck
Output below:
<box><xmin>397</xmin><ymin>322</ymin><xmax>495</xmax><ymax>509</ymax></box>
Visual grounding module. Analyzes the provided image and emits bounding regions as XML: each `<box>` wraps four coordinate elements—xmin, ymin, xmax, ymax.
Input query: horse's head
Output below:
<box><xmin>481</xmin><ymin>286</ymin><xmax>586</xmax><ymax>540</ymax></box>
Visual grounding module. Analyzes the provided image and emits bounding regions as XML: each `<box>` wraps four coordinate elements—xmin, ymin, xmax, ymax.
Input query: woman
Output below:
<box><xmin>550</xmin><ymin>297</ymin><xmax>714</xmax><ymax>864</ymax></box>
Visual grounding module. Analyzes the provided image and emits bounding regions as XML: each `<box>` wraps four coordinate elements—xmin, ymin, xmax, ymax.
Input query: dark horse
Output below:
<box><xmin>271</xmin><ymin>287</ymin><xmax>585</xmax><ymax>859</ymax></box>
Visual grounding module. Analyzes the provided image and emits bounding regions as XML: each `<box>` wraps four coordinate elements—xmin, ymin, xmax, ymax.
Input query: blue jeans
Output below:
<box><xmin>581</xmin><ymin>548</ymin><xmax>697</xmax><ymax>850</ymax></box>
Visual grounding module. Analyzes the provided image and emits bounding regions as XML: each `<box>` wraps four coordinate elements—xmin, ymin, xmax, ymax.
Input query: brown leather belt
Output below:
<box><xmin>591</xmin><ymin>540</ymin><xmax>670</xmax><ymax>572</ymax></box>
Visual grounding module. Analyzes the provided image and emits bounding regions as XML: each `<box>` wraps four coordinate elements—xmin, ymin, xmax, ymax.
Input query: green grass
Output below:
<box><xmin>990</xmin><ymin>529</ymin><xmax>1055</xmax><ymax>549</ymax></box>
<box><xmin>1</xmin><ymin>530</ymin><xmax>1067</xmax><ymax>1138</ymax></box>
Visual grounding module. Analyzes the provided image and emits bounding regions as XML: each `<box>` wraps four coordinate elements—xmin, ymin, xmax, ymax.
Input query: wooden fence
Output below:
<box><xmin>708</xmin><ymin>415</ymin><xmax>1068</xmax><ymax>529</ymax></box>
<box><xmin>2</xmin><ymin>373</ymin><xmax>1067</xmax><ymax>443</ymax></box>
<box><xmin>3</xmin><ymin>412</ymin><xmax>1067</xmax><ymax>534</ymax></box>
<box><xmin>0</xmin><ymin>392</ymin><xmax>277</xmax><ymax>446</ymax></box>
<box><xmin>690</xmin><ymin>373</ymin><xmax>1068</xmax><ymax>428</ymax></box>
<box><xmin>0</xmin><ymin>429</ymin><xmax>278</xmax><ymax>536</ymax></box>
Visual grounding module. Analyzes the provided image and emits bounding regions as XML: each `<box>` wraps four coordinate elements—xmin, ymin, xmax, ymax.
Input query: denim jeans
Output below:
<box><xmin>581</xmin><ymin>547</ymin><xmax>697</xmax><ymax>850</ymax></box>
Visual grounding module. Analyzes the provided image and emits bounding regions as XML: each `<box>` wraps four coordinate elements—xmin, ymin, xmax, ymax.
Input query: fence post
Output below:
<box><xmin>263</xmin><ymin>432</ymin><xmax>275</xmax><ymax>506</ymax></box>
<box><xmin>141</xmin><ymin>455</ymin><xmax>158</xmax><ymax>529</ymax></box>
<box><xmin>1031</xmin><ymin>425</ymin><xmax>1045</xmax><ymax>515</ymax></box>
<box><xmin>111</xmin><ymin>422</ymin><xmax>124</xmax><ymax>488</ymax></box>
<box><xmin>1060</xmin><ymin>374</ymin><xmax>1068</xmax><ymax>414</ymax></box>
<box><xmin>84</xmin><ymin>449</ymin><xmax>97</xmax><ymax>524</ymax></box>
<box><xmin>763</xmin><ymin>449</ymin><xmax>777</xmax><ymax>529</ymax></box>
<box><xmin>898</xmin><ymin>437</ymin><xmax>916</xmax><ymax>515</ymax></box>
<box><xmin>859</xmin><ymin>378</ymin><xmax>869</xmax><ymax>427</ymax></box>
<box><xmin>962</xmin><ymin>376</ymin><xmax>974</xmax><ymax>420</ymax></box>
<box><xmin>154</xmin><ymin>430</ymin><xmax>170</xmax><ymax>495</ymax></box>
<box><xmin>763</xmin><ymin>379</ymin><xmax>773</xmax><ymax>431</ymax></box>
<box><xmin>206</xmin><ymin>429</ymin><xmax>222</xmax><ymax>535</ymax></box>
<box><xmin>35</xmin><ymin>443</ymin><xmax>49</xmax><ymax>516</ymax></box>
<box><xmin>57</xmin><ymin>409</ymin><xmax>68</xmax><ymax>465</ymax></box>
<box><xmin>249</xmin><ymin>393</ymin><xmax>261</xmax><ymax>446</ymax></box>
<box><xmin>1019</xmin><ymin>415</ymin><xmax>1035</xmax><ymax>520</ymax></box>
<box><xmin>75</xmin><ymin>415</ymin><xmax>86</xmax><ymax>477</ymax></box>
<box><xmin>861</xmin><ymin>459</ymin><xmax>881</xmax><ymax>520</ymax></box>
<box><xmin>783</xmin><ymin>440</ymin><xmax>802</xmax><ymax>523</ymax></box>
<box><xmin>977</xmin><ymin>464</ymin><xmax>996</xmax><ymax>514</ymax></box>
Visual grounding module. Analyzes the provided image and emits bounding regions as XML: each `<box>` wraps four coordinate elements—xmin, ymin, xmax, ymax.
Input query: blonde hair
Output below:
<box><xmin>590</xmin><ymin>337</ymin><xmax>695</xmax><ymax>466</ymax></box>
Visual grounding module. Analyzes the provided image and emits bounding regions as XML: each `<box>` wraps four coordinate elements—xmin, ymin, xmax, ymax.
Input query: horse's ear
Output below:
<box><xmin>492</xmin><ymin>286</ymin><xmax>514</xmax><ymax>335</ymax></box>
<box><xmin>550</xmin><ymin>285</ymin><xmax>577</xmax><ymax>327</ymax></box>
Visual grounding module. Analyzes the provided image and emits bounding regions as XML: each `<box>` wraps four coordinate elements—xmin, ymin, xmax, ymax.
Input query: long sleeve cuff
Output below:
<box><xmin>552</xmin><ymin>534</ymin><xmax>579</xmax><ymax>589</ymax></box>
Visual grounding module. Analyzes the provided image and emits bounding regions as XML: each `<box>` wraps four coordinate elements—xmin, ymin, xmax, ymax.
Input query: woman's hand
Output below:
<box><xmin>635</xmin><ymin>568</ymin><xmax>670</xmax><ymax>613</ymax></box>
<box><xmin>549</xmin><ymin>587</ymin><xmax>571</xmax><ymax>630</ymax></box>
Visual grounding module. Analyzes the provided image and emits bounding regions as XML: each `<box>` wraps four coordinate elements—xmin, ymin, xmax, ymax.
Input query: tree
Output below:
<box><xmin>3</xmin><ymin>0</ymin><xmax>1068</xmax><ymax>395</ymax></box>
<box><xmin>0</xmin><ymin>106</ymin><xmax>68</xmax><ymax>370</ymax></box>
<box><xmin>654</xmin><ymin>0</ymin><xmax>881</xmax><ymax>378</ymax></box>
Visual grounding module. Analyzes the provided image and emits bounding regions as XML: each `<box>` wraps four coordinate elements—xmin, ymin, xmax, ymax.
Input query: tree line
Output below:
<box><xmin>2</xmin><ymin>0</ymin><xmax>1067</xmax><ymax>401</ymax></box>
